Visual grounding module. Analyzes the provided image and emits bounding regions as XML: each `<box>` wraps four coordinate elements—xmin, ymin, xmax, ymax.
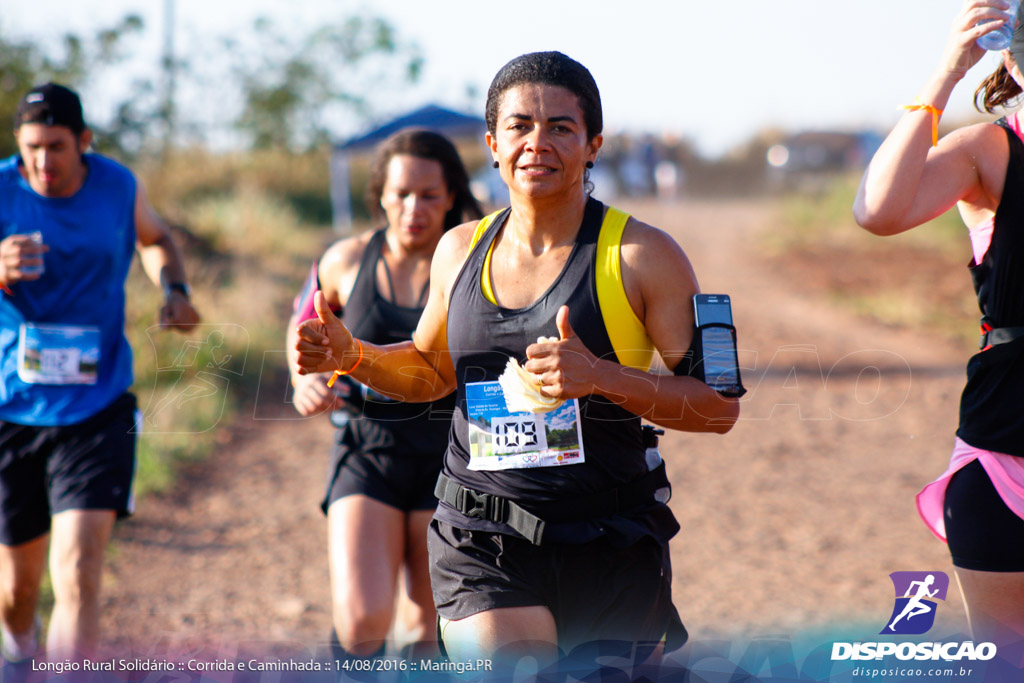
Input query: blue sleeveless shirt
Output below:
<box><xmin>0</xmin><ymin>153</ymin><xmax>137</xmax><ymax>426</ymax></box>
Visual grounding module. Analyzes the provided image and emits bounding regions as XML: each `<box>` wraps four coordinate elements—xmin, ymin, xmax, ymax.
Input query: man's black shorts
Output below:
<box><xmin>0</xmin><ymin>392</ymin><xmax>137</xmax><ymax>546</ymax></box>
<box><xmin>428</xmin><ymin>518</ymin><xmax>686</xmax><ymax>652</ymax></box>
<box><xmin>321</xmin><ymin>426</ymin><xmax>443</xmax><ymax>513</ymax></box>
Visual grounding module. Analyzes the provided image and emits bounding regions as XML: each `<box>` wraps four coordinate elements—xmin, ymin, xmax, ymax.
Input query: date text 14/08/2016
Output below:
<box><xmin>340</xmin><ymin>659</ymin><xmax>494</xmax><ymax>675</ymax></box>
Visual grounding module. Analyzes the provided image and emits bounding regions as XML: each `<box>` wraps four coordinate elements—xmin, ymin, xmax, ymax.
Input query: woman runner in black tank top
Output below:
<box><xmin>286</xmin><ymin>129</ymin><xmax>481</xmax><ymax>660</ymax></box>
<box><xmin>854</xmin><ymin>1</ymin><xmax>1024</xmax><ymax>658</ymax></box>
<box><xmin>294</xmin><ymin>53</ymin><xmax>739</xmax><ymax>671</ymax></box>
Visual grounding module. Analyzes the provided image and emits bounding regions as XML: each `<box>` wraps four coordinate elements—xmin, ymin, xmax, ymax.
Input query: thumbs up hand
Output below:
<box><xmin>524</xmin><ymin>305</ymin><xmax>599</xmax><ymax>400</ymax></box>
<box><xmin>295</xmin><ymin>291</ymin><xmax>357</xmax><ymax>376</ymax></box>
<box><xmin>554</xmin><ymin>304</ymin><xmax>576</xmax><ymax>343</ymax></box>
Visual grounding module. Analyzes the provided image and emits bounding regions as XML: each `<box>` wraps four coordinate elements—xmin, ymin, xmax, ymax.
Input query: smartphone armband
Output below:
<box><xmin>677</xmin><ymin>322</ymin><xmax>746</xmax><ymax>398</ymax></box>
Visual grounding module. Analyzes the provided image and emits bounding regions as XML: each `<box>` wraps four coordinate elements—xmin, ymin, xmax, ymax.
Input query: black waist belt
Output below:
<box><xmin>433</xmin><ymin>462</ymin><xmax>670</xmax><ymax>546</ymax></box>
<box><xmin>980</xmin><ymin>326</ymin><xmax>1024</xmax><ymax>349</ymax></box>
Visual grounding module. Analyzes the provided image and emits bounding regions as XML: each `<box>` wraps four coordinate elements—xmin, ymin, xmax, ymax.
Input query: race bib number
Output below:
<box><xmin>465</xmin><ymin>380</ymin><xmax>585</xmax><ymax>471</ymax></box>
<box><xmin>17</xmin><ymin>323</ymin><xmax>100</xmax><ymax>385</ymax></box>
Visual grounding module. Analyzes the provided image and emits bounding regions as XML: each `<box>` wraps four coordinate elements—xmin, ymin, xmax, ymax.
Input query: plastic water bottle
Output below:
<box><xmin>642</xmin><ymin>425</ymin><xmax>671</xmax><ymax>504</ymax></box>
<box><xmin>977</xmin><ymin>0</ymin><xmax>1020</xmax><ymax>51</ymax></box>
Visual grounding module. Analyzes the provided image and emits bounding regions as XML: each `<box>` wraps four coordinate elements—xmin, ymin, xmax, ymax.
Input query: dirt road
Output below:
<box><xmin>101</xmin><ymin>197</ymin><xmax>975</xmax><ymax>658</ymax></box>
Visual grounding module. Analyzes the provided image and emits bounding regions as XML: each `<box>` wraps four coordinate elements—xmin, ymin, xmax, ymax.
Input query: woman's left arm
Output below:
<box><xmin>524</xmin><ymin>220</ymin><xmax>738</xmax><ymax>434</ymax></box>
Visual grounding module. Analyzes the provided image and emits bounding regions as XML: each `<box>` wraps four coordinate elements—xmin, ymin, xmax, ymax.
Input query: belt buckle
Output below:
<box><xmin>462</xmin><ymin>490</ymin><xmax>491</xmax><ymax>520</ymax></box>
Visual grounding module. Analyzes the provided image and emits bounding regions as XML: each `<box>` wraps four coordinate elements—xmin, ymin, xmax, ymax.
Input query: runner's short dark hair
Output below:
<box><xmin>485</xmin><ymin>51</ymin><xmax>602</xmax><ymax>141</ymax></box>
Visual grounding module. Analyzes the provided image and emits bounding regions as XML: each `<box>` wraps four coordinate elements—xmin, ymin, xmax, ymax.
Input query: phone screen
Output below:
<box><xmin>693</xmin><ymin>294</ymin><xmax>733</xmax><ymax>326</ymax></box>
<box><xmin>693</xmin><ymin>294</ymin><xmax>741</xmax><ymax>394</ymax></box>
<box><xmin>700</xmin><ymin>327</ymin><xmax>740</xmax><ymax>390</ymax></box>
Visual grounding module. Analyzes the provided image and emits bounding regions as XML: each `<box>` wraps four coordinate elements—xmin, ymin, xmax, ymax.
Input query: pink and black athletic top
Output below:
<box><xmin>917</xmin><ymin>112</ymin><xmax>1024</xmax><ymax>540</ymax></box>
<box><xmin>956</xmin><ymin>113</ymin><xmax>1024</xmax><ymax>456</ymax></box>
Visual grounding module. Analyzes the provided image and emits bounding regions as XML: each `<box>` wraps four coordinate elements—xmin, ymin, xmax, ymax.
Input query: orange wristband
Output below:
<box><xmin>327</xmin><ymin>339</ymin><xmax>364</xmax><ymax>388</ymax></box>
<box><xmin>902</xmin><ymin>98</ymin><xmax>944</xmax><ymax>147</ymax></box>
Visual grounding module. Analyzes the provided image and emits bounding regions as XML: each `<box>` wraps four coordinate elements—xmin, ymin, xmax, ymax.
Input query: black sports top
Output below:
<box><xmin>957</xmin><ymin>119</ymin><xmax>1024</xmax><ymax>457</ymax></box>
<box><xmin>338</xmin><ymin>228</ymin><xmax>455</xmax><ymax>455</ymax></box>
<box><xmin>434</xmin><ymin>198</ymin><xmax>679</xmax><ymax>545</ymax></box>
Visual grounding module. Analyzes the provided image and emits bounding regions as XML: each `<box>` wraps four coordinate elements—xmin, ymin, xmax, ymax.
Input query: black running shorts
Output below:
<box><xmin>427</xmin><ymin>518</ymin><xmax>686</xmax><ymax>653</ymax></box>
<box><xmin>0</xmin><ymin>392</ymin><xmax>138</xmax><ymax>546</ymax></box>
<box><xmin>322</xmin><ymin>426</ymin><xmax>443</xmax><ymax>513</ymax></box>
<box><xmin>945</xmin><ymin>457</ymin><xmax>1024</xmax><ymax>572</ymax></box>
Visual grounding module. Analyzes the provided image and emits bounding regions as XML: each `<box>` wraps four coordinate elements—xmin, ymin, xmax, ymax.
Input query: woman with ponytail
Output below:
<box><xmin>855</xmin><ymin>0</ymin><xmax>1024</xmax><ymax>655</ymax></box>
<box><xmin>286</xmin><ymin>129</ymin><xmax>482</xmax><ymax>661</ymax></box>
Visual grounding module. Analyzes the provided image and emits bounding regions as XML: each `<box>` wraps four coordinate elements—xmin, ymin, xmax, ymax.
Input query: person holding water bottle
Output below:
<box><xmin>0</xmin><ymin>83</ymin><xmax>199</xmax><ymax>669</ymax></box>
<box><xmin>854</xmin><ymin>0</ymin><xmax>1024</xmax><ymax>657</ymax></box>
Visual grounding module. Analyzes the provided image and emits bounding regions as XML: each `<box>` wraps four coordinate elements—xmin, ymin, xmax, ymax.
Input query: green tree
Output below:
<box><xmin>0</xmin><ymin>16</ymin><xmax>145</xmax><ymax>159</ymax></box>
<box><xmin>229</xmin><ymin>14</ymin><xmax>423</xmax><ymax>151</ymax></box>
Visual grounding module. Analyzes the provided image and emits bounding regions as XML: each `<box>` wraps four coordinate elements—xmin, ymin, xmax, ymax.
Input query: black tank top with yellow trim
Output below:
<box><xmin>338</xmin><ymin>228</ymin><xmax>454</xmax><ymax>455</ymax></box>
<box><xmin>435</xmin><ymin>198</ymin><xmax>679</xmax><ymax>545</ymax></box>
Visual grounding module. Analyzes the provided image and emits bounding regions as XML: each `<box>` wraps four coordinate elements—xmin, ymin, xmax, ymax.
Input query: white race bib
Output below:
<box><xmin>17</xmin><ymin>323</ymin><xmax>100</xmax><ymax>385</ymax></box>
<box><xmin>465</xmin><ymin>380</ymin><xmax>585</xmax><ymax>471</ymax></box>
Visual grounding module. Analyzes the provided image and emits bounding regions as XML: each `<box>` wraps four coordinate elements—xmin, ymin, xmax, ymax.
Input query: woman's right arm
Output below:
<box><xmin>293</xmin><ymin>223</ymin><xmax>477</xmax><ymax>403</ymax></box>
<box><xmin>854</xmin><ymin>0</ymin><xmax>1012</xmax><ymax>235</ymax></box>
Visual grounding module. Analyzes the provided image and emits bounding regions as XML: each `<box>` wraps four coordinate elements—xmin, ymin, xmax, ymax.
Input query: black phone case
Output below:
<box><xmin>683</xmin><ymin>322</ymin><xmax>747</xmax><ymax>398</ymax></box>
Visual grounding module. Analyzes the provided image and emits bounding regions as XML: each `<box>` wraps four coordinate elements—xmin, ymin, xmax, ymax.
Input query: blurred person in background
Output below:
<box><xmin>0</xmin><ymin>82</ymin><xmax>199</xmax><ymax>668</ymax></box>
<box><xmin>286</xmin><ymin>128</ymin><xmax>482</xmax><ymax>660</ymax></box>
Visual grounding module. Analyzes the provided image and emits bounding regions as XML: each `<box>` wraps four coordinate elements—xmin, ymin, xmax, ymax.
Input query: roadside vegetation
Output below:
<box><xmin>125</xmin><ymin>149</ymin><xmax>333</xmax><ymax>495</ymax></box>
<box><xmin>763</xmin><ymin>173</ymin><xmax>980</xmax><ymax>351</ymax></box>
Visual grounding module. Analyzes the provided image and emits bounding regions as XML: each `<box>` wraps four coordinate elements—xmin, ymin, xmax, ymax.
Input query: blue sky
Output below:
<box><xmin>2</xmin><ymin>1</ymin><xmax>1006</xmax><ymax>157</ymax></box>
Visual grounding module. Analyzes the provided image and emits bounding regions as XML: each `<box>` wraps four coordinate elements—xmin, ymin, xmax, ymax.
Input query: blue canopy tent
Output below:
<box><xmin>329</xmin><ymin>104</ymin><xmax>487</xmax><ymax>232</ymax></box>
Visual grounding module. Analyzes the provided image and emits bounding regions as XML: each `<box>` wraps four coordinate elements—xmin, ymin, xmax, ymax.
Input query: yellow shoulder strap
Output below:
<box><xmin>470</xmin><ymin>206</ymin><xmax>656</xmax><ymax>369</ymax></box>
<box><xmin>469</xmin><ymin>211</ymin><xmax>501</xmax><ymax>252</ymax></box>
<box><xmin>470</xmin><ymin>211</ymin><xmax>503</xmax><ymax>305</ymax></box>
<box><xmin>596</xmin><ymin>207</ymin><xmax>655</xmax><ymax>371</ymax></box>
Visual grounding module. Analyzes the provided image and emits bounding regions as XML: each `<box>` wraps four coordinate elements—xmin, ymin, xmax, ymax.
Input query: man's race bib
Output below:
<box><xmin>465</xmin><ymin>380</ymin><xmax>585</xmax><ymax>471</ymax></box>
<box><xmin>17</xmin><ymin>323</ymin><xmax>100</xmax><ymax>385</ymax></box>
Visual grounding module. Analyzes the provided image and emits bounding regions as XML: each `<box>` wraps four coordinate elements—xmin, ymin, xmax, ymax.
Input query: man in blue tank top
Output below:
<box><xmin>0</xmin><ymin>83</ymin><xmax>199</xmax><ymax>666</ymax></box>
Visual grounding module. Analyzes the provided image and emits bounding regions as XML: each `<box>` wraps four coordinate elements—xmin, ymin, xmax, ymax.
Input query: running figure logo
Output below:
<box><xmin>881</xmin><ymin>571</ymin><xmax>949</xmax><ymax>635</ymax></box>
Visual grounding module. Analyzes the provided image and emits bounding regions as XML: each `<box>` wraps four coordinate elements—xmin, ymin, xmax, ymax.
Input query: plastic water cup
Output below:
<box><xmin>20</xmin><ymin>231</ymin><xmax>44</xmax><ymax>276</ymax></box>
<box><xmin>977</xmin><ymin>0</ymin><xmax>1021</xmax><ymax>51</ymax></box>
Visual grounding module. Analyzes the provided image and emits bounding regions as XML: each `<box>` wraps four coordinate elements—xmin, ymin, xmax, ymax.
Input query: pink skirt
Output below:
<box><xmin>917</xmin><ymin>437</ymin><xmax>1024</xmax><ymax>542</ymax></box>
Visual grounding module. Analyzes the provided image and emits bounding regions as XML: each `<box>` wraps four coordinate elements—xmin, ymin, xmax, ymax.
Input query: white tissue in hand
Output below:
<box><xmin>498</xmin><ymin>337</ymin><xmax>563</xmax><ymax>414</ymax></box>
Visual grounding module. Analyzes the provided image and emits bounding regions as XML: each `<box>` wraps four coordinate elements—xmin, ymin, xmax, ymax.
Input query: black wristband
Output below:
<box><xmin>164</xmin><ymin>282</ymin><xmax>191</xmax><ymax>299</ymax></box>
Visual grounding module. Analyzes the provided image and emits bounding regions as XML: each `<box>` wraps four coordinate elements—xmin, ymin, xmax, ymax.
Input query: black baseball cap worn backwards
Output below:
<box><xmin>14</xmin><ymin>83</ymin><xmax>86</xmax><ymax>134</ymax></box>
